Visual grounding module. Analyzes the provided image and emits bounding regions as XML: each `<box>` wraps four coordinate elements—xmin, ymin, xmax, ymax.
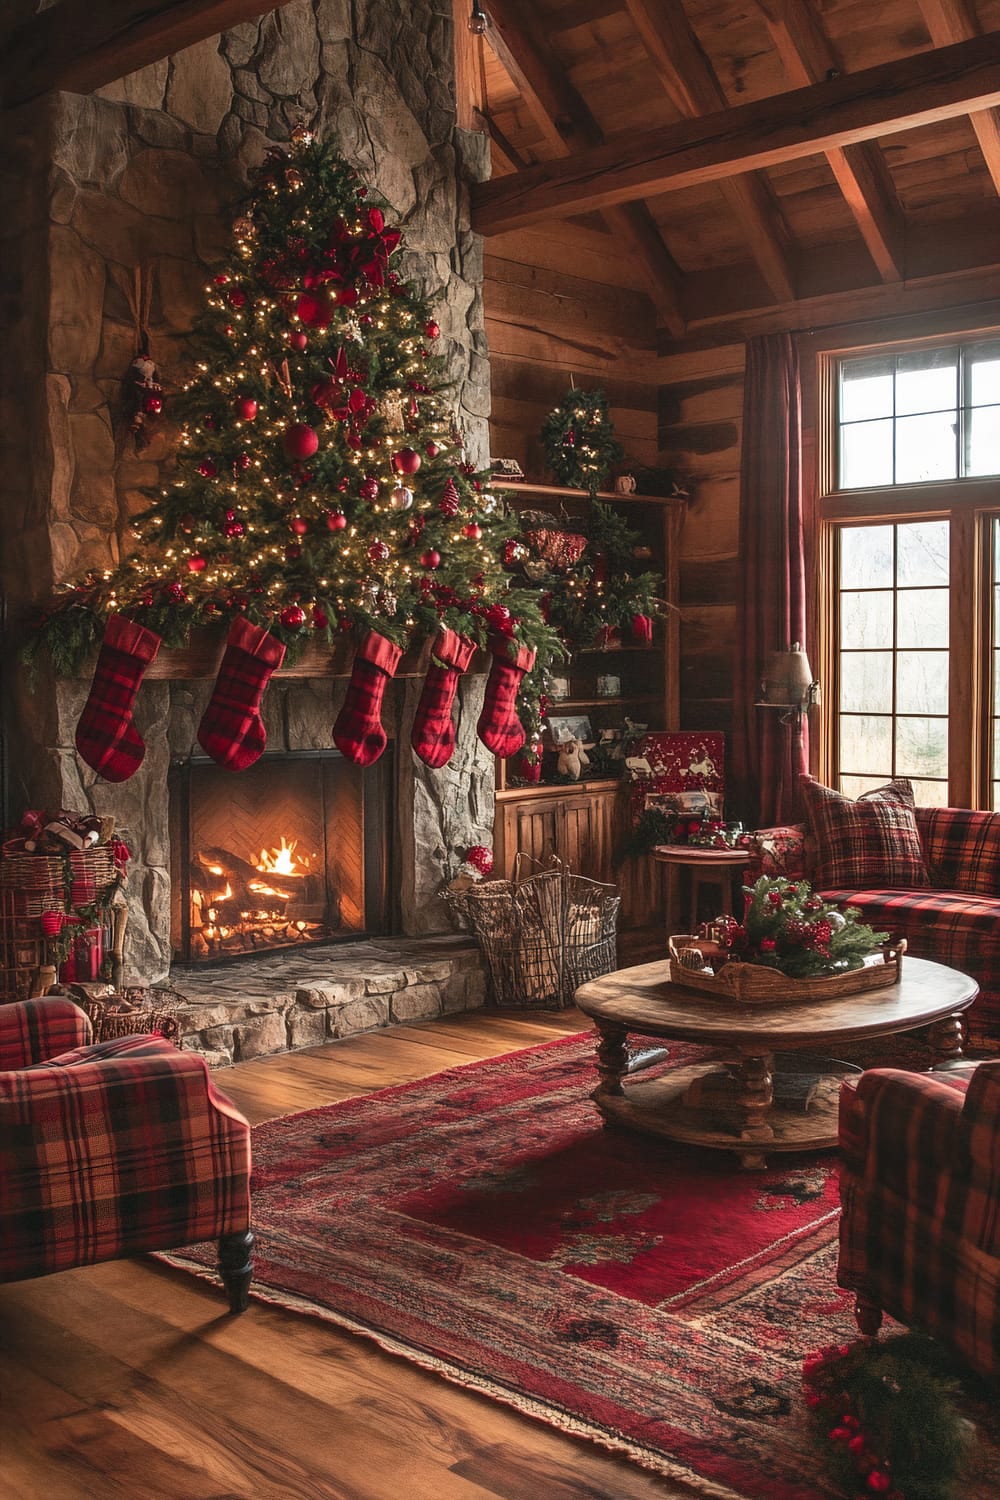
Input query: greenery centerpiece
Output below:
<box><xmin>669</xmin><ymin>876</ymin><xmax>895</xmax><ymax>1003</ymax></box>
<box><xmin>716</xmin><ymin>876</ymin><xmax>889</xmax><ymax>979</ymax></box>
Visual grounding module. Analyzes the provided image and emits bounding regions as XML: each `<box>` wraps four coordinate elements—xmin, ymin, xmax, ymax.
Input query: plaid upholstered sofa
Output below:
<box><xmin>838</xmin><ymin>1063</ymin><xmax>1000</xmax><ymax>1378</ymax></box>
<box><xmin>749</xmin><ymin>799</ymin><xmax>1000</xmax><ymax>1050</ymax></box>
<box><xmin>0</xmin><ymin>996</ymin><xmax>253</xmax><ymax>1311</ymax></box>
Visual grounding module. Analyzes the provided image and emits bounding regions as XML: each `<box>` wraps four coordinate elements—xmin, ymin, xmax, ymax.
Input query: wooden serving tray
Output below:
<box><xmin>666</xmin><ymin>935</ymin><xmax>905</xmax><ymax>1005</ymax></box>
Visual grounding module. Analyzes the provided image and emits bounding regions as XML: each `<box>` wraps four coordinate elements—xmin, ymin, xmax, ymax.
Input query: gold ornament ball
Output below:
<box><xmin>233</xmin><ymin>216</ymin><xmax>256</xmax><ymax>238</ymax></box>
<box><xmin>285</xmin><ymin>168</ymin><xmax>304</xmax><ymax>190</ymax></box>
<box><xmin>290</xmin><ymin>125</ymin><xmax>314</xmax><ymax>147</ymax></box>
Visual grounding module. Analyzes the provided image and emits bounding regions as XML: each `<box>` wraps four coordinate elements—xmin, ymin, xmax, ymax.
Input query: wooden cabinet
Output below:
<box><xmin>492</xmin><ymin>481</ymin><xmax>681</xmax><ymax>944</ymax></box>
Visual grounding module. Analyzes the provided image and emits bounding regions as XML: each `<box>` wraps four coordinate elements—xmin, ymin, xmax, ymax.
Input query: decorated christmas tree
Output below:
<box><xmin>26</xmin><ymin>129</ymin><xmax>560</xmax><ymax>779</ymax></box>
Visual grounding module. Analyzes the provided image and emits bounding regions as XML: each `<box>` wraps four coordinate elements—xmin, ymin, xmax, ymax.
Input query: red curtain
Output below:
<box><xmin>730</xmin><ymin>333</ymin><xmax>809</xmax><ymax>829</ymax></box>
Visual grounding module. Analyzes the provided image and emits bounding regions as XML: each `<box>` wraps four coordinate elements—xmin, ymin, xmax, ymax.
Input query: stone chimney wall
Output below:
<box><xmin>1</xmin><ymin>1</ymin><xmax>495</xmax><ymax>981</ymax></box>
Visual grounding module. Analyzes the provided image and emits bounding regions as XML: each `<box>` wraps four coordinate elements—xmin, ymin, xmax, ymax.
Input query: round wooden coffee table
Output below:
<box><xmin>574</xmin><ymin>956</ymin><xmax>978</xmax><ymax>1169</ymax></box>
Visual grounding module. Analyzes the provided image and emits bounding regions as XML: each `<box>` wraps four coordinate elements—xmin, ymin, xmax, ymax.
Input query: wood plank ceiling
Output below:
<box><xmin>472</xmin><ymin>0</ymin><xmax>1000</xmax><ymax>337</ymax></box>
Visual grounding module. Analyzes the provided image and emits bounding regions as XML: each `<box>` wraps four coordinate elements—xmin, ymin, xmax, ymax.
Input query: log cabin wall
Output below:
<box><xmin>484</xmin><ymin>223</ymin><xmax>660</xmax><ymax>480</ymax></box>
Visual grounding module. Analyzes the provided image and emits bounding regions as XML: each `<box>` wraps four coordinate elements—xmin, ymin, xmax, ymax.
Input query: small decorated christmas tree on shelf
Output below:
<box><xmin>540</xmin><ymin>387</ymin><xmax>623</xmax><ymax>496</ymax></box>
<box><xmin>25</xmin><ymin>129</ymin><xmax>561</xmax><ymax>778</ymax></box>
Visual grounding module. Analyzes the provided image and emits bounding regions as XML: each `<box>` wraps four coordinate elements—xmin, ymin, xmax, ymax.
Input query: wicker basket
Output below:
<box><xmin>457</xmin><ymin>861</ymin><xmax>620</xmax><ymax>1009</ymax></box>
<box><xmin>666</xmin><ymin>934</ymin><xmax>905</xmax><ymax>1005</ymax></box>
<box><xmin>61</xmin><ymin>983</ymin><xmax>179</xmax><ymax>1043</ymax></box>
<box><xmin>0</xmin><ymin>844</ymin><xmax>118</xmax><ymax>917</ymax></box>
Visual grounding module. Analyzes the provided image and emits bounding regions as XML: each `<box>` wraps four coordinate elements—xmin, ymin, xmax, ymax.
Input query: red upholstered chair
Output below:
<box><xmin>837</xmin><ymin>1064</ymin><xmax>1000</xmax><ymax>1378</ymax></box>
<box><xmin>0</xmin><ymin>996</ymin><xmax>253</xmax><ymax>1312</ymax></box>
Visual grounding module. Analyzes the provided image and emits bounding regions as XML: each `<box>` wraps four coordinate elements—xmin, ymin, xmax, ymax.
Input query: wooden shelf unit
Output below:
<box><xmin>493</xmin><ymin>481</ymin><xmax>684</xmax><ymax>938</ymax></box>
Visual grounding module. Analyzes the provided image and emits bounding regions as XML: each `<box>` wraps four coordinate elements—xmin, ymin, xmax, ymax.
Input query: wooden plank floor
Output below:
<box><xmin>0</xmin><ymin>1008</ymin><xmax>709</xmax><ymax>1500</ymax></box>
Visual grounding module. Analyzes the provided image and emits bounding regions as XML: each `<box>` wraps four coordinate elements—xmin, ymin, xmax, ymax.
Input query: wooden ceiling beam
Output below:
<box><xmin>917</xmin><ymin>0</ymin><xmax>1000</xmax><ymax>195</ymax></box>
<box><xmin>755</xmin><ymin>0</ymin><xmax>905</xmax><ymax>282</ymax></box>
<box><xmin>624</xmin><ymin>0</ymin><xmax>795</xmax><ymax>305</ymax></box>
<box><xmin>472</xmin><ymin>31</ymin><xmax>1000</xmax><ymax>235</ymax></box>
<box><xmin>0</xmin><ymin>0</ymin><xmax>286</xmax><ymax>108</ymax></box>
<box><xmin>486</xmin><ymin>0</ymin><xmax>686</xmax><ymax>334</ymax></box>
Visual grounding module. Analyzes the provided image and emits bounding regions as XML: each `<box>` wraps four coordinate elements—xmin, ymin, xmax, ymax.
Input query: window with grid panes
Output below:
<box><xmin>823</xmin><ymin>336</ymin><xmax>1000</xmax><ymax>808</ymax></box>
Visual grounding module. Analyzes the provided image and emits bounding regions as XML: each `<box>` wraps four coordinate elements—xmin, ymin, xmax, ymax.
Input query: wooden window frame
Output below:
<box><xmin>800</xmin><ymin>306</ymin><xmax>1000</xmax><ymax>808</ymax></box>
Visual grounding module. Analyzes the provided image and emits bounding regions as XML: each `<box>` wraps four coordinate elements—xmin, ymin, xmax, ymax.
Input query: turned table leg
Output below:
<box><xmin>735</xmin><ymin>1050</ymin><xmax>776</xmax><ymax>1170</ymax></box>
<box><xmin>927</xmin><ymin>1013</ymin><xmax>966</xmax><ymax>1069</ymax></box>
<box><xmin>593</xmin><ymin>1020</ymin><xmax>629</xmax><ymax>1100</ymax></box>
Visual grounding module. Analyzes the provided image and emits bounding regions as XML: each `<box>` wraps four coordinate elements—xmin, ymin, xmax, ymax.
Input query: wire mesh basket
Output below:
<box><xmin>455</xmin><ymin>858</ymin><xmax>620</xmax><ymax>1009</ymax></box>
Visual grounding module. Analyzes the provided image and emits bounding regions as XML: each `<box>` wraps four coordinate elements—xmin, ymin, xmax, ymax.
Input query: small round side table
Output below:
<box><xmin>651</xmin><ymin>844</ymin><xmax>748</xmax><ymax>944</ymax></box>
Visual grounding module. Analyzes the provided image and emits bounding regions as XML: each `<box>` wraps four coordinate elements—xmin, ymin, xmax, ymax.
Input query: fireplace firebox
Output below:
<box><xmin>170</xmin><ymin>749</ymin><xmax>394</xmax><ymax>963</ymax></box>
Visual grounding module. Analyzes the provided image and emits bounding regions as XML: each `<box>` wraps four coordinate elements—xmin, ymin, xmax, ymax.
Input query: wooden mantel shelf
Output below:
<box><xmin>145</xmin><ymin>629</ymin><xmax>439</xmax><ymax>682</ymax></box>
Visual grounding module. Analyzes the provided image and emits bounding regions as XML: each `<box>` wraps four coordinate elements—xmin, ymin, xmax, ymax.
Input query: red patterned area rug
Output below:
<box><xmin>165</xmin><ymin>1035</ymin><xmax>999</xmax><ymax>1499</ymax></box>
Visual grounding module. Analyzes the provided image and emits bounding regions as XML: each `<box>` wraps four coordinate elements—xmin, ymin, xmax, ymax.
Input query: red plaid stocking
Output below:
<box><xmin>197</xmin><ymin>616</ymin><xmax>286</xmax><ymax>771</ymax></box>
<box><xmin>333</xmin><ymin>630</ymin><xmax>403</xmax><ymax>766</ymax></box>
<box><xmin>476</xmin><ymin>639</ymin><xmax>536</xmax><ymax>759</ymax></box>
<box><xmin>75</xmin><ymin>614</ymin><xmax>161</xmax><ymax>783</ymax></box>
<box><xmin>411</xmin><ymin>628</ymin><xmax>477</xmax><ymax>769</ymax></box>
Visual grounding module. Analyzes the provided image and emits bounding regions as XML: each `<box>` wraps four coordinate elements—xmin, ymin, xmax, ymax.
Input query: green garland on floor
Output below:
<box><xmin>802</xmin><ymin>1335</ymin><xmax>975</xmax><ymax>1499</ymax></box>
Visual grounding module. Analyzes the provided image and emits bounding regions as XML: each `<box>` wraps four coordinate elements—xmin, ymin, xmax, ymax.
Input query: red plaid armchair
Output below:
<box><xmin>838</xmin><ymin>1064</ymin><xmax>1000</xmax><ymax>1378</ymax></box>
<box><xmin>0</xmin><ymin>996</ymin><xmax>253</xmax><ymax>1312</ymax></box>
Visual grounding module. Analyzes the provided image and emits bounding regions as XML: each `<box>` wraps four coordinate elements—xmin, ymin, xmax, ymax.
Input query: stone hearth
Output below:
<box><xmin>163</xmin><ymin>934</ymin><xmax>486</xmax><ymax>1066</ymax></box>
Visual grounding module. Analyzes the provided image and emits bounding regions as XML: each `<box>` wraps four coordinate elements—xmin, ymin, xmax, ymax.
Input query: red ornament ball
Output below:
<box><xmin>280</xmin><ymin>604</ymin><xmax>307</xmax><ymax>630</ymax></box>
<box><xmin>326</xmin><ymin>510</ymin><xmax>348</xmax><ymax>532</ymax></box>
<box><xmin>368</xmin><ymin>541</ymin><xmax>390</xmax><ymax>564</ymax></box>
<box><xmin>143</xmin><ymin>393</ymin><xmax>163</xmax><ymax>416</ymax></box>
<box><xmin>289</xmin><ymin>516</ymin><xmax>309</xmax><ymax>536</ymax></box>
<box><xmin>288</xmin><ymin>329</ymin><xmax>309</xmax><ymax>352</ymax></box>
<box><xmin>198</xmin><ymin>459</ymin><xmax>217</xmax><ymax>478</ymax></box>
<box><xmin>359</xmin><ymin>476</ymin><xmax>380</xmax><ymax>503</ymax></box>
<box><xmin>213</xmin><ymin>274</ymin><xmax>230</xmax><ymax>287</ymax></box>
<box><xmin>283</xmin><ymin>423</ymin><xmax>319</xmax><ymax>461</ymax></box>
<box><xmin>223</xmin><ymin>519</ymin><xmax>245</xmax><ymax>539</ymax></box>
<box><xmin>227</xmin><ymin>289</ymin><xmax>247</xmax><ymax>309</ymax></box>
<box><xmin>420</xmin><ymin>549</ymin><xmax>442</xmax><ymax>570</ymax></box>
<box><xmin>392</xmin><ymin>447</ymin><xmax>421</xmax><ymax>475</ymax></box>
<box><xmin>424</xmin><ymin>320</ymin><xmax>440</xmax><ymax>340</ymax></box>
<box><xmin>465</xmin><ymin>845</ymin><xmax>493</xmax><ymax>876</ymax></box>
<box><xmin>234</xmin><ymin>452</ymin><xmax>252</xmax><ymax>471</ymax></box>
<box><xmin>186</xmin><ymin>555</ymin><xmax>207</xmax><ymax>573</ymax></box>
<box><xmin>425</xmin><ymin>441</ymin><xmax>440</xmax><ymax>459</ymax></box>
<box><xmin>235</xmin><ymin>396</ymin><xmax>258</xmax><ymax>421</ymax></box>
<box><xmin>167</xmin><ymin>582</ymin><xmax>187</xmax><ymax>602</ymax></box>
<box><xmin>462</xmin><ymin>522</ymin><xmax>482</xmax><ymax>540</ymax></box>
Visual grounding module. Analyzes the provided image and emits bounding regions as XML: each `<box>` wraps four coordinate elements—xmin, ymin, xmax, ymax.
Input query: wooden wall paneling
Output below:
<box><xmin>486</xmin><ymin>224</ymin><xmax>656</xmax><ymax>293</ymax></box>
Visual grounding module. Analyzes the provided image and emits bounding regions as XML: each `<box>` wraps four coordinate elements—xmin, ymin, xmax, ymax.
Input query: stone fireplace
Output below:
<box><xmin>1</xmin><ymin>4</ymin><xmax>497</xmax><ymax>997</ymax></box>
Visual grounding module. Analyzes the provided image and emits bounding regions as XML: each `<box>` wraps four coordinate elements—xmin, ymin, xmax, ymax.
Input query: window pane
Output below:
<box><xmin>896</xmin><ymin>651</ymin><xmax>948</xmax><ymax>714</ymax></box>
<box><xmin>965</xmin><ymin>406</ymin><xmax>1000</xmax><ymax>476</ymax></box>
<box><xmin>840</xmin><ymin>590</ymin><xmax>893</xmax><ymax>649</ymax></box>
<box><xmin>966</xmin><ymin>341</ymin><xmax>1000</xmax><ymax>406</ymax></box>
<box><xmin>840</xmin><ymin>525</ymin><xmax>893</xmax><ymax>588</ymax></box>
<box><xmin>896</xmin><ymin>520</ymin><xmax>949</xmax><ymax>587</ymax></box>
<box><xmin>839</xmin><ymin>651</ymin><xmax>892</xmax><ymax>712</ymax></box>
<box><xmin>894</xmin><ymin>411</ymin><xmax>957</xmax><ymax>482</ymax></box>
<box><xmin>909</xmin><ymin>778</ymin><xmax>949</xmax><ymax>807</ymax></box>
<box><xmin>895</xmin><ymin>347</ymin><xmax>957</xmax><ymax>415</ymax></box>
<box><xmin>839</xmin><ymin>714</ymin><xmax>893</xmax><ymax>775</ymax></box>
<box><xmin>840</xmin><ymin>420</ymin><xmax>893</xmax><ymax>488</ymax></box>
<box><xmin>897</xmin><ymin>589</ymin><xmax>949</xmax><ymax>648</ymax></box>
<box><xmin>840</xmin><ymin>355</ymin><xmax>893</xmax><ymax>421</ymax></box>
<box><xmin>895</xmin><ymin>717</ymin><xmax>948</xmax><ymax>780</ymax></box>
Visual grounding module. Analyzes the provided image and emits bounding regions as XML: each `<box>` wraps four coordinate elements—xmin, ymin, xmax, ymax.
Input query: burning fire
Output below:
<box><xmin>256</xmin><ymin>836</ymin><xmax>310</xmax><ymax>876</ymax></box>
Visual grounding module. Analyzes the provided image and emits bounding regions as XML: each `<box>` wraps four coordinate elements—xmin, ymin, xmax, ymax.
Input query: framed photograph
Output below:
<box><xmin>546</xmin><ymin>713</ymin><xmax>594</xmax><ymax>746</ymax></box>
<box><xmin>547</xmin><ymin>675</ymin><xmax>571</xmax><ymax>701</ymax></box>
<box><xmin>596</xmin><ymin>674</ymin><xmax>621</xmax><ymax>697</ymax></box>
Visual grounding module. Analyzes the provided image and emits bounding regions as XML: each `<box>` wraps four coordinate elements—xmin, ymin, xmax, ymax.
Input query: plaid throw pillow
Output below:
<box><xmin>799</xmin><ymin>776</ymin><xmax>930</xmax><ymax>889</ymax></box>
